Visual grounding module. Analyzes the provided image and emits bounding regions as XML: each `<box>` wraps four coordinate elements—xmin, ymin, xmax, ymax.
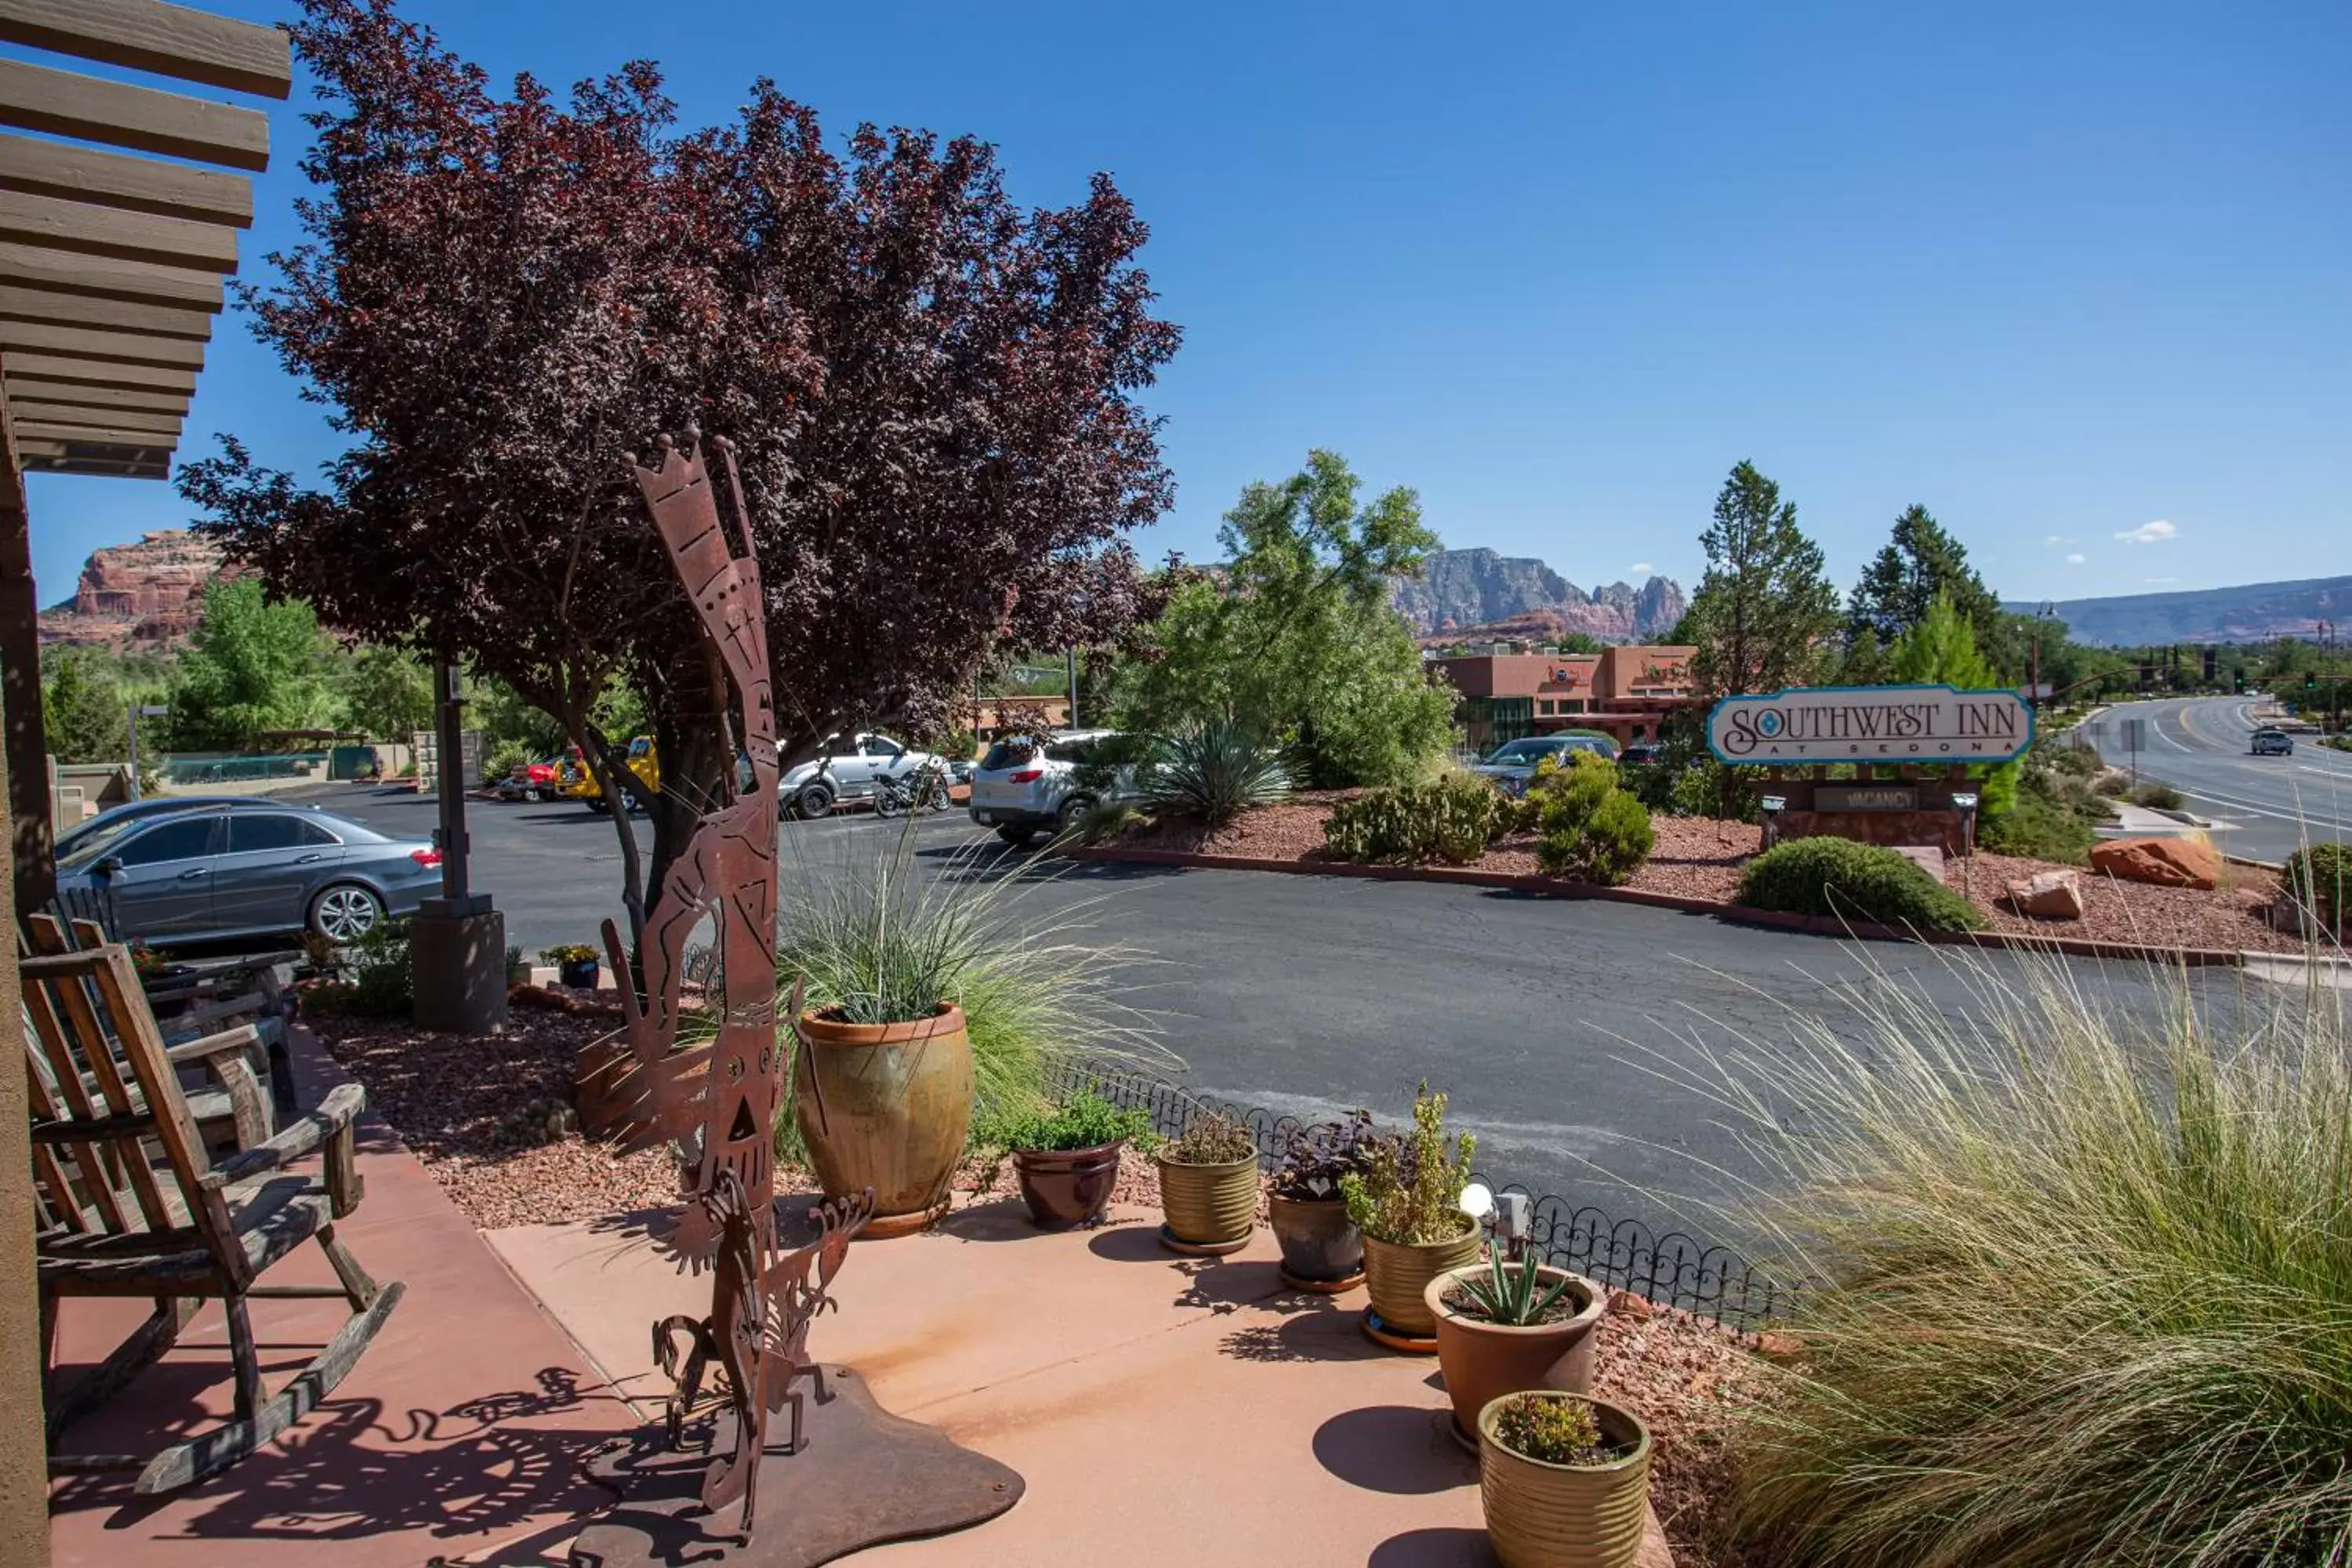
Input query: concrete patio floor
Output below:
<box><xmin>489</xmin><ymin>1197</ymin><xmax>1674</xmax><ymax>1567</ymax></box>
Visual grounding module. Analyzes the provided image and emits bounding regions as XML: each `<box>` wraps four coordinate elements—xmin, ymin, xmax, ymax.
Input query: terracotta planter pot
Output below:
<box><xmin>1477</xmin><ymin>1392</ymin><xmax>1652</xmax><ymax>1568</ymax></box>
<box><xmin>1011</xmin><ymin>1140</ymin><xmax>1124</xmax><ymax>1230</ymax></box>
<box><xmin>1361</xmin><ymin>1224</ymin><xmax>1482</xmax><ymax>1339</ymax></box>
<box><xmin>1269</xmin><ymin>1193</ymin><xmax>1362</xmax><ymax>1283</ymax></box>
<box><xmin>794</xmin><ymin>1003</ymin><xmax>973</xmax><ymax>1237</ymax></box>
<box><xmin>1155</xmin><ymin>1152</ymin><xmax>1258</xmax><ymax>1247</ymax></box>
<box><xmin>1427</xmin><ymin>1263</ymin><xmax>1606</xmax><ymax>1443</ymax></box>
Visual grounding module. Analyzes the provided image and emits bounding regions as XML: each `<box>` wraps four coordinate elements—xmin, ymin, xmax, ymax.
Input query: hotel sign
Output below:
<box><xmin>1707</xmin><ymin>684</ymin><xmax>2032</xmax><ymax>764</ymax></box>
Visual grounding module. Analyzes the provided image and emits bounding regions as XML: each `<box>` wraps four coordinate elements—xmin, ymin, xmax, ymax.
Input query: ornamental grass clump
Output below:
<box><xmin>1666</xmin><ymin>950</ymin><xmax>2352</xmax><ymax>1567</ymax></box>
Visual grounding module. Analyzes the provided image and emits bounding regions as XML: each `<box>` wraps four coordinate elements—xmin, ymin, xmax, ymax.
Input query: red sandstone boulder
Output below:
<box><xmin>2089</xmin><ymin>836</ymin><xmax>2220</xmax><ymax>891</ymax></box>
<box><xmin>2005</xmin><ymin>869</ymin><xmax>2085</xmax><ymax>920</ymax></box>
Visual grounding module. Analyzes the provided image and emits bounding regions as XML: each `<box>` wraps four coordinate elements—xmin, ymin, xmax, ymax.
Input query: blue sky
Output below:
<box><xmin>20</xmin><ymin>0</ymin><xmax>2348</xmax><ymax>612</ymax></box>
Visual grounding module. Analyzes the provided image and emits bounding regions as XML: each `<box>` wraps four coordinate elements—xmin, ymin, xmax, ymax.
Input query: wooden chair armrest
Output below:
<box><xmin>205</xmin><ymin>1081</ymin><xmax>366</xmax><ymax>1191</ymax></box>
<box><xmin>162</xmin><ymin>992</ymin><xmax>267</xmax><ymax>1030</ymax></box>
<box><xmin>164</xmin><ymin>1024</ymin><xmax>264</xmax><ymax>1066</ymax></box>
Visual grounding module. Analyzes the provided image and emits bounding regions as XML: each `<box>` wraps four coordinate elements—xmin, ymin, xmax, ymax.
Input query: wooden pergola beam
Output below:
<box><xmin>0</xmin><ymin>377</ymin><xmax>190</xmax><ymax>415</ymax></box>
<box><xmin>0</xmin><ymin>243</ymin><xmax>223</xmax><ymax>311</ymax></box>
<box><xmin>0</xmin><ymin>132</ymin><xmax>252</xmax><ymax>227</ymax></box>
<box><xmin>0</xmin><ymin>0</ymin><xmax>293</xmax><ymax>101</ymax></box>
<box><xmin>0</xmin><ymin>321</ymin><xmax>207</xmax><ymax>370</ymax></box>
<box><xmin>9</xmin><ymin>401</ymin><xmax>180</xmax><ymax>435</ymax></box>
<box><xmin>12</xmin><ymin>419</ymin><xmax>176</xmax><ymax>450</ymax></box>
<box><xmin>0</xmin><ymin>353</ymin><xmax>194</xmax><ymax>393</ymax></box>
<box><xmin>0</xmin><ymin>286</ymin><xmax>213</xmax><ymax>342</ymax></box>
<box><xmin>0</xmin><ymin>57</ymin><xmax>270</xmax><ymax>172</ymax></box>
<box><xmin>0</xmin><ymin>189</ymin><xmax>239</xmax><ymax>274</ymax></box>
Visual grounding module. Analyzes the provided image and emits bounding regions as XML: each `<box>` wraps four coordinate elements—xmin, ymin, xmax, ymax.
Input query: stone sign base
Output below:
<box><xmin>1775</xmin><ymin>808</ymin><xmax>1968</xmax><ymax>859</ymax></box>
<box><xmin>572</xmin><ymin>1364</ymin><xmax>1022</xmax><ymax>1566</ymax></box>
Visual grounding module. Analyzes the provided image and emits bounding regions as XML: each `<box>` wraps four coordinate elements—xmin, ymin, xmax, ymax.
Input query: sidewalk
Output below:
<box><xmin>42</xmin><ymin>1029</ymin><xmax>635</xmax><ymax>1568</ymax></box>
<box><xmin>488</xmin><ymin>1198</ymin><xmax>1675</xmax><ymax>1567</ymax></box>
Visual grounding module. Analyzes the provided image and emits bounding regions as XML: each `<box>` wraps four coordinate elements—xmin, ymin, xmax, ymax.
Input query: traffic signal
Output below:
<box><xmin>2201</xmin><ymin>648</ymin><xmax>2217</xmax><ymax>683</ymax></box>
<box><xmin>2309</xmin><ymin>672</ymin><xmax>2320</xmax><ymax>691</ymax></box>
<box><xmin>2233</xmin><ymin>669</ymin><xmax>2245</xmax><ymax>693</ymax></box>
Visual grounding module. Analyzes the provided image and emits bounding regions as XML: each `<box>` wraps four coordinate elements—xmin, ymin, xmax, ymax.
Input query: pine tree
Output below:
<box><xmin>42</xmin><ymin>652</ymin><xmax>129</xmax><ymax>764</ymax></box>
<box><xmin>1846</xmin><ymin>505</ymin><xmax>1998</xmax><ymax>671</ymax></box>
<box><xmin>1686</xmin><ymin>461</ymin><xmax>1840</xmax><ymax>698</ymax></box>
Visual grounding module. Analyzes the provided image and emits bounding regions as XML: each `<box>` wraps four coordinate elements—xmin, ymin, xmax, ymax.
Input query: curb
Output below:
<box><xmin>1070</xmin><ymin>845</ymin><xmax>2245</xmax><ymax>968</ymax></box>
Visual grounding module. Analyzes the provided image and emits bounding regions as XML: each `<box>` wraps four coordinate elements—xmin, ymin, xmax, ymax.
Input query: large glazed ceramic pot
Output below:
<box><xmin>794</xmin><ymin>1002</ymin><xmax>972</xmax><ymax>1239</ymax></box>
<box><xmin>1427</xmin><ymin>1264</ymin><xmax>1606</xmax><ymax>1444</ymax></box>
<box><xmin>1477</xmin><ymin>1392</ymin><xmax>1652</xmax><ymax>1568</ymax></box>
<box><xmin>1011</xmin><ymin>1140</ymin><xmax>1125</xmax><ymax>1229</ymax></box>
<box><xmin>1360</xmin><ymin>1223</ymin><xmax>1482</xmax><ymax>1342</ymax></box>
<box><xmin>1269</xmin><ymin>1193</ymin><xmax>1362</xmax><ymax>1286</ymax></box>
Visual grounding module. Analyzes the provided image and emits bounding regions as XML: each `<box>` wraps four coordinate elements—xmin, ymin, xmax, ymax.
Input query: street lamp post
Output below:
<box><xmin>125</xmin><ymin>704</ymin><xmax>168</xmax><ymax>801</ymax></box>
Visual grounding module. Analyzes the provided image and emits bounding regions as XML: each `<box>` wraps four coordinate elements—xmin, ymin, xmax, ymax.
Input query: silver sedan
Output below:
<box><xmin>56</xmin><ymin>802</ymin><xmax>445</xmax><ymax>946</ymax></box>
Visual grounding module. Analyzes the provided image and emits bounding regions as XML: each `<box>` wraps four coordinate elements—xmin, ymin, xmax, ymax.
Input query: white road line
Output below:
<box><xmin>2153</xmin><ymin>712</ymin><xmax>2193</xmax><ymax>750</ymax></box>
<box><xmin>2170</xmin><ymin>782</ymin><xmax>2352</xmax><ymax>831</ymax></box>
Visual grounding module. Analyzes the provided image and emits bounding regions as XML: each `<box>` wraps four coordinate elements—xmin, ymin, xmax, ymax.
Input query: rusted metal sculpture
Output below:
<box><xmin>574</xmin><ymin>432</ymin><xmax>1022</xmax><ymax>1565</ymax></box>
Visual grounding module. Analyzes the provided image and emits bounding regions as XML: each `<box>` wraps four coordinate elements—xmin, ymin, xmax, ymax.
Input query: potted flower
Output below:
<box><xmin>1427</xmin><ymin>1239</ymin><xmax>1606</xmax><ymax>1446</ymax></box>
<box><xmin>1154</xmin><ymin>1110</ymin><xmax>1259</xmax><ymax>1254</ymax></box>
<box><xmin>1477</xmin><ymin>1390</ymin><xmax>1651</xmax><ymax>1568</ymax></box>
<box><xmin>543</xmin><ymin>943</ymin><xmax>600</xmax><ymax>989</ymax></box>
<box><xmin>984</xmin><ymin>1092</ymin><xmax>1154</xmax><ymax>1231</ymax></box>
<box><xmin>1340</xmin><ymin>1081</ymin><xmax>1481</xmax><ymax>1350</ymax></box>
<box><xmin>505</xmin><ymin>942</ymin><xmax>532</xmax><ymax>987</ymax></box>
<box><xmin>1269</xmin><ymin>1111</ymin><xmax>1376</xmax><ymax>1290</ymax></box>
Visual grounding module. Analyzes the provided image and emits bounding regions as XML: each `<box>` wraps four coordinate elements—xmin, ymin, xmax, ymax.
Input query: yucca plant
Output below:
<box><xmin>1644</xmin><ymin>950</ymin><xmax>2352</xmax><ymax>1567</ymax></box>
<box><xmin>1140</xmin><ymin>715</ymin><xmax>1294</xmax><ymax>827</ymax></box>
<box><xmin>1452</xmin><ymin>1238</ymin><xmax>1575</xmax><ymax>1327</ymax></box>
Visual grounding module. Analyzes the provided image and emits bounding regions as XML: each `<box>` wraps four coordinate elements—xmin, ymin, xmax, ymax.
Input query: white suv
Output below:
<box><xmin>969</xmin><ymin>729</ymin><xmax>1138</xmax><ymax>847</ymax></box>
<box><xmin>779</xmin><ymin>731</ymin><xmax>948</xmax><ymax>818</ymax></box>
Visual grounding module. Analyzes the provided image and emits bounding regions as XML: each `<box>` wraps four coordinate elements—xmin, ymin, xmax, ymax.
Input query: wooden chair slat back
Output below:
<box><xmin>20</xmin><ymin>947</ymin><xmax>228</xmax><ymax>1262</ymax></box>
<box><xmin>21</xmin><ymin>1011</ymin><xmax>96</xmax><ymax>1235</ymax></box>
<box><xmin>20</xmin><ymin>978</ymin><xmax>136</xmax><ymax>1237</ymax></box>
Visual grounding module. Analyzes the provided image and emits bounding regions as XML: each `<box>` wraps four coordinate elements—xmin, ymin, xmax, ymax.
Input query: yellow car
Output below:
<box><xmin>557</xmin><ymin>737</ymin><xmax>659</xmax><ymax>813</ymax></box>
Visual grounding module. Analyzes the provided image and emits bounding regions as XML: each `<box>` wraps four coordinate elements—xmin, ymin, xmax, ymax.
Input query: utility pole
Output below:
<box><xmin>1065</xmin><ymin>646</ymin><xmax>1079</xmax><ymax>731</ymax></box>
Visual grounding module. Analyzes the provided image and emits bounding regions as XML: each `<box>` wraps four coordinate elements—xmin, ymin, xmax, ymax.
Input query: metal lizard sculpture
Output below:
<box><xmin>594</xmin><ymin>431</ymin><xmax>870</xmax><ymax>1541</ymax></box>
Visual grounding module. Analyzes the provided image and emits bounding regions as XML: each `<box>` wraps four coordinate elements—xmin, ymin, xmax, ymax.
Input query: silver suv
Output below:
<box><xmin>969</xmin><ymin>729</ymin><xmax>1137</xmax><ymax>847</ymax></box>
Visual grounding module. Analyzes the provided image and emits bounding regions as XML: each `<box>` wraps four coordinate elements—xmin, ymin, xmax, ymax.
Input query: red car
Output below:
<box><xmin>492</xmin><ymin>757</ymin><xmax>564</xmax><ymax>802</ymax></box>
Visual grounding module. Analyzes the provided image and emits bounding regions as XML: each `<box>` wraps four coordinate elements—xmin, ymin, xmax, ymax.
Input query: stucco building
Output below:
<box><xmin>1433</xmin><ymin>645</ymin><xmax>1698</xmax><ymax>750</ymax></box>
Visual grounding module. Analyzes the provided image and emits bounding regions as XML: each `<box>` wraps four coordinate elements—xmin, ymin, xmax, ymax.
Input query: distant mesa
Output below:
<box><xmin>2015</xmin><ymin>575</ymin><xmax>2352</xmax><ymax>646</ymax></box>
<box><xmin>1389</xmin><ymin>546</ymin><xmax>1686</xmax><ymax>644</ymax></box>
<box><xmin>39</xmin><ymin>529</ymin><xmax>229</xmax><ymax>648</ymax></box>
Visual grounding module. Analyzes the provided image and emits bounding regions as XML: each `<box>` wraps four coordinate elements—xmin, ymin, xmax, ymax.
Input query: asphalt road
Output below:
<box><xmin>2074</xmin><ymin>696</ymin><xmax>2352</xmax><ymax>863</ymax></box>
<box><xmin>285</xmin><ymin>780</ymin><xmax>2230</xmax><ymax>1265</ymax></box>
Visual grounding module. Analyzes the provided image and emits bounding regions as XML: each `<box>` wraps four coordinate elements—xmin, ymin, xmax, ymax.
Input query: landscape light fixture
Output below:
<box><xmin>1760</xmin><ymin>795</ymin><xmax>1786</xmax><ymax>813</ymax></box>
<box><xmin>1951</xmin><ymin>792</ymin><xmax>1980</xmax><ymax>811</ymax></box>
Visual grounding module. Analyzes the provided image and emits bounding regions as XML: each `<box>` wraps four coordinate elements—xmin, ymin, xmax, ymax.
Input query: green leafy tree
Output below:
<box><xmin>338</xmin><ymin>644</ymin><xmax>434</xmax><ymax>740</ymax></box>
<box><xmin>1120</xmin><ymin>452</ymin><xmax>1454</xmax><ymax>787</ymax></box>
<box><xmin>42</xmin><ymin>651</ymin><xmax>129</xmax><ymax>764</ymax></box>
<box><xmin>1888</xmin><ymin>593</ymin><xmax>2018</xmax><ymax>816</ymax></box>
<box><xmin>171</xmin><ymin>579</ymin><xmax>337</xmax><ymax>748</ymax></box>
<box><xmin>1685</xmin><ymin>461</ymin><xmax>1840</xmax><ymax>699</ymax></box>
<box><xmin>1844</xmin><ymin>505</ymin><xmax>1998</xmax><ymax>679</ymax></box>
<box><xmin>1550</xmin><ymin>631</ymin><xmax>1605</xmax><ymax>655</ymax></box>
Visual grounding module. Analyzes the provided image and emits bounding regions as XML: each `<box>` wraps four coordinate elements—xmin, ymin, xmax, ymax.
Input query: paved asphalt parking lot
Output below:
<box><xmin>2078</xmin><ymin>695</ymin><xmax>2352</xmax><ymax>865</ymax></box>
<box><xmin>284</xmin><ymin>781</ymin><xmax>2248</xmax><ymax>1262</ymax></box>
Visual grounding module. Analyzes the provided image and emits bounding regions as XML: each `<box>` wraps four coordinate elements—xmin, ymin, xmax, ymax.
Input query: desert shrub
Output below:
<box><xmin>2093</xmin><ymin>770</ymin><xmax>2132</xmax><ymax>797</ymax></box>
<box><xmin>479</xmin><ymin>737</ymin><xmax>532</xmax><ymax>785</ymax></box>
<box><xmin>1341</xmin><ymin>1080</ymin><xmax>1476</xmax><ymax>1246</ymax></box>
<box><xmin>347</xmin><ymin>918</ymin><xmax>412</xmax><ymax>1016</ymax></box>
<box><xmin>1527</xmin><ymin>753</ymin><xmax>1654</xmax><ymax>885</ymax></box>
<box><xmin>2129</xmin><ymin>781</ymin><xmax>2184</xmax><ymax>811</ymax></box>
<box><xmin>1976</xmin><ymin>791</ymin><xmax>2097</xmax><ymax>864</ymax></box>
<box><xmin>1692</xmin><ymin>955</ymin><xmax>2352</xmax><ymax>1566</ymax></box>
<box><xmin>2283</xmin><ymin>841</ymin><xmax>2350</xmax><ymax>937</ymax></box>
<box><xmin>1738</xmin><ymin>837</ymin><xmax>1986</xmax><ymax>932</ymax></box>
<box><xmin>1140</xmin><ymin>716</ymin><xmax>1293</xmax><ymax>826</ymax></box>
<box><xmin>1322</xmin><ymin>771</ymin><xmax>1504</xmax><ymax>865</ymax></box>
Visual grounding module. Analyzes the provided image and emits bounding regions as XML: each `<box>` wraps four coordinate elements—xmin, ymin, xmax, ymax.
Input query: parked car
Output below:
<box><xmin>54</xmin><ymin>795</ymin><xmax>260</xmax><ymax>861</ymax></box>
<box><xmin>1617</xmin><ymin>742</ymin><xmax>1664</xmax><ymax>766</ymax></box>
<box><xmin>55</xmin><ymin>802</ymin><xmax>442</xmax><ymax>946</ymax></box>
<box><xmin>493</xmin><ymin>757</ymin><xmax>562</xmax><ymax>802</ymax></box>
<box><xmin>968</xmin><ymin>728</ymin><xmax>1138</xmax><ymax>847</ymax></box>
<box><xmin>778</xmin><ymin>732</ymin><xmax>947</xmax><ymax>819</ymax></box>
<box><xmin>1468</xmin><ymin>731</ymin><xmax>1621</xmax><ymax>796</ymax></box>
<box><xmin>2251</xmin><ymin>727</ymin><xmax>2295</xmax><ymax>756</ymax></box>
<box><xmin>557</xmin><ymin>737</ymin><xmax>659</xmax><ymax>812</ymax></box>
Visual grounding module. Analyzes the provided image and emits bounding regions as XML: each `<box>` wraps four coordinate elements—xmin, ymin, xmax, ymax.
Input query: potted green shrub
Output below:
<box><xmin>1477</xmin><ymin>1391</ymin><xmax>1651</xmax><ymax>1568</ymax></box>
<box><xmin>543</xmin><ymin>943</ymin><xmax>600</xmax><ymax>989</ymax></box>
<box><xmin>1427</xmin><ymin>1240</ymin><xmax>1607</xmax><ymax>1446</ymax></box>
<box><xmin>505</xmin><ymin>942</ymin><xmax>532</xmax><ymax>987</ymax></box>
<box><xmin>1154</xmin><ymin>1110</ymin><xmax>1259</xmax><ymax>1254</ymax></box>
<box><xmin>985</xmin><ymin>1091</ymin><xmax>1155</xmax><ymax>1231</ymax></box>
<box><xmin>1341</xmin><ymin>1082</ymin><xmax>1481</xmax><ymax>1350</ymax></box>
<box><xmin>1269</xmin><ymin>1112</ymin><xmax>1376</xmax><ymax>1290</ymax></box>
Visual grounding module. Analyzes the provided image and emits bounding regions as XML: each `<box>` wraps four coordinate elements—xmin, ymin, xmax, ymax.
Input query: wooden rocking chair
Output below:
<box><xmin>23</xmin><ymin>942</ymin><xmax>405</xmax><ymax>1495</ymax></box>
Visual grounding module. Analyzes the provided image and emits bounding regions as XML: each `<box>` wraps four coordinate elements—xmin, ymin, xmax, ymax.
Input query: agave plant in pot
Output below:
<box><xmin>1269</xmin><ymin>1111</ymin><xmax>1377</xmax><ymax>1290</ymax></box>
<box><xmin>983</xmin><ymin>1091</ymin><xmax>1156</xmax><ymax>1230</ymax></box>
<box><xmin>1341</xmin><ymin>1082</ymin><xmax>1481</xmax><ymax>1351</ymax></box>
<box><xmin>1478</xmin><ymin>1390</ymin><xmax>1652</xmax><ymax>1568</ymax></box>
<box><xmin>1154</xmin><ymin>1110</ymin><xmax>1260</xmax><ymax>1254</ymax></box>
<box><xmin>1428</xmin><ymin>1239</ymin><xmax>1606</xmax><ymax>1448</ymax></box>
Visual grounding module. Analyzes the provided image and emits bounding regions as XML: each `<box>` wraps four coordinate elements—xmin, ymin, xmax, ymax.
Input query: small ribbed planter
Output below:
<box><xmin>1477</xmin><ymin>1392</ymin><xmax>1652</xmax><ymax>1568</ymax></box>
<box><xmin>1155</xmin><ymin>1152</ymin><xmax>1258</xmax><ymax>1254</ymax></box>
<box><xmin>1360</xmin><ymin>1224</ymin><xmax>1482</xmax><ymax>1348</ymax></box>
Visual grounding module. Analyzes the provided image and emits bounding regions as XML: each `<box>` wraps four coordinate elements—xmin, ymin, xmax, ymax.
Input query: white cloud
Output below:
<box><xmin>2143</xmin><ymin>576</ymin><xmax>2177</xmax><ymax>585</ymax></box>
<box><xmin>1628</xmin><ymin>562</ymin><xmax>1655</xmax><ymax>575</ymax></box>
<box><xmin>2114</xmin><ymin>520</ymin><xmax>2176</xmax><ymax>545</ymax></box>
<box><xmin>2043</xmin><ymin>534</ymin><xmax>2077</xmax><ymax>548</ymax></box>
<box><xmin>2066</xmin><ymin>553</ymin><xmax>2087</xmax><ymax>565</ymax></box>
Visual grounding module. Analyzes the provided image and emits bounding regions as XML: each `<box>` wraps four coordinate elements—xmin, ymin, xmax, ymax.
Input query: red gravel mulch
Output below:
<box><xmin>1100</xmin><ymin>800</ymin><xmax>2305</xmax><ymax>955</ymax></box>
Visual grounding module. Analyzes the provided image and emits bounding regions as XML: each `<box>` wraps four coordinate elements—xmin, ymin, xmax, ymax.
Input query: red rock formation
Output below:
<box><xmin>38</xmin><ymin>530</ymin><xmax>229</xmax><ymax>647</ymax></box>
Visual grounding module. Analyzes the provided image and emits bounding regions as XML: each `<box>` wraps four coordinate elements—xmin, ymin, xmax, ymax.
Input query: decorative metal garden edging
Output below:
<box><xmin>1044</xmin><ymin>1059</ymin><xmax>1788</xmax><ymax>1331</ymax></box>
